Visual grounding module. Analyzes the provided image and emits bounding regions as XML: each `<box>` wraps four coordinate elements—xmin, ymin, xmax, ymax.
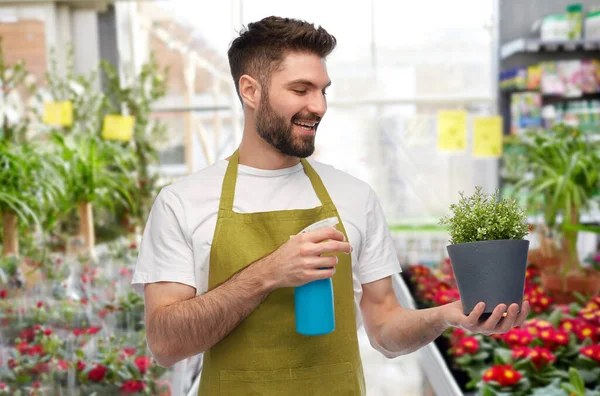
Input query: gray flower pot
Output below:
<box><xmin>446</xmin><ymin>239</ymin><xmax>529</xmax><ymax>316</ymax></box>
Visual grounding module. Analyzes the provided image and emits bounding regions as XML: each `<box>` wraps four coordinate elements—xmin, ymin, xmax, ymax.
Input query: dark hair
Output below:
<box><xmin>228</xmin><ymin>16</ymin><xmax>337</xmax><ymax>103</ymax></box>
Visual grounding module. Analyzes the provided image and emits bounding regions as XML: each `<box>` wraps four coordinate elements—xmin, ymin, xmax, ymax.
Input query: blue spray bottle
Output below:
<box><xmin>294</xmin><ymin>216</ymin><xmax>339</xmax><ymax>336</ymax></box>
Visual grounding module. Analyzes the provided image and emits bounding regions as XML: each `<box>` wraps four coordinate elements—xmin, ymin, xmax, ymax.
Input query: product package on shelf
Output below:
<box><xmin>499</xmin><ymin>67</ymin><xmax>528</xmax><ymax>91</ymax></box>
<box><xmin>558</xmin><ymin>60</ymin><xmax>583</xmax><ymax>97</ymax></box>
<box><xmin>527</xmin><ymin>64</ymin><xmax>542</xmax><ymax>90</ymax></box>
<box><xmin>541</xmin><ymin>14</ymin><xmax>570</xmax><ymax>41</ymax></box>
<box><xmin>510</xmin><ymin>92</ymin><xmax>542</xmax><ymax>134</ymax></box>
<box><xmin>585</xmin><ymin>10</ymin><xmax>600</xmax><ymax>39</ymax></box>
<box><xmin>543</xmin><ymin>100</ymin><xmax>600</xmax><ymax>132</ymax></box>
<box><xmin>541</xmin><ymin>62</ymin><xmax>566</xmax><ymax>96</ymax></box>
<box><xmin>581</xmin><ymin>59</ymin><xmax>600</xmax><ymax>93</ymax></box>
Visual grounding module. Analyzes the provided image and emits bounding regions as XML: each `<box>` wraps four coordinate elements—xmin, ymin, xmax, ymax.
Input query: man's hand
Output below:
<box><xmin>441</xmin><ymin>300</ymin><xmax>530</xmax><ymax>335</ymax></box>
<box><xmin>253</xmin><ymin>226</ymin><xmax>352</xmax><ymax>290</ymax></box>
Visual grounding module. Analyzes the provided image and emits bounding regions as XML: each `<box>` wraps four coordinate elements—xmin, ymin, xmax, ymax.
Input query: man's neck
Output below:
<box><xmin>232</xmin><ymin>132</ymin><xmax>301</xmax><ymax>170</ymax></box>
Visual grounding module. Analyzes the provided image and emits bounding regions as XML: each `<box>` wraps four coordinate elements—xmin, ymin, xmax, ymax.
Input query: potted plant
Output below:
<box><xmin>440</xmin><ymin>186</ymin><xmax>530</xmax><ymax>317</ymax></box>
<box><xmin>513</xmin><ymin>124</ymin><xmax>600</xmax><ymax>302</ymax></box>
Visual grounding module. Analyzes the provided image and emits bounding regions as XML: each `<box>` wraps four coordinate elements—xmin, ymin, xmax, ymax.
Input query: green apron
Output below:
<box><xmin>198</xmin><ymin>149</ymin><xmax>366</xmax><ymax>395</ymax></box>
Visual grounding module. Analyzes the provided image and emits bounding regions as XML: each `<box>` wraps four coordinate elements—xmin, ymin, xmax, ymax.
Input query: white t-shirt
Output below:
<box><xmin>132</xmin><ymin>158</ymin><xmax>401</xmax><ymax>329</ymax></box>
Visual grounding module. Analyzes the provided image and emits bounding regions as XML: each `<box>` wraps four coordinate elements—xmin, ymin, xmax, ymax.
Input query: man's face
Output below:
<box><xmin>255</xmin><ymin>51</ymin><xmax>330</xmax><ymax>158</ymax></box>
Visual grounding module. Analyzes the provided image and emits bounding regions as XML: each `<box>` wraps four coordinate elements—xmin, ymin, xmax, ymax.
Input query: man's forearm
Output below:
<box><xmin>148</xmin><ymin>263</ymin><xmax>273</xmax><ymax>366</ymax></box>
<box><xmin>378</xmin><ymin>306</ymin><xmax>449</xmax><ymax>358</ymax></box>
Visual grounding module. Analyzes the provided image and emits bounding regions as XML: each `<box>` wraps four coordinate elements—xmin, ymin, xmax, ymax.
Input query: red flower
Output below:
<box><xmin>482</xmin><ymin>364</ymin><xmax>522</xmax><ymax>387</ymax></box>
<box><xmin>27</xmin><ymin>344</ymin><xmax>44</xmax><ymax>356</ymax></box>
<box><xmin>31</xmin><ymin>362</ymin><xmax>49</xmax><ymax>374</ymax></box>
<box><xmin>120</xmin><ymin>268</ymin><xmax>132</xmax><ymax>276</ymax></box>
<box><xmin>409</xmin><ymin>264</ymin><xmax>431</xmax><ymax>278</ymax></box>
<box><xmin>0</xmin><ymin>383</ymin><xmax>6</xmax><ymax>389</ymax></box>
<box><xmin>86</xmin><ymin>327</ymin><xmax>101</xmax><ymax>335</ymax></box>
<box><xmin>32</xmin><ymin>381</ymin><xmax>40</xmax><ymax>389</ymax></box>
<box><xmin>134</xmin><ymin>356</ymin><xmax>152</xmax><ymax>375</ymax></box>
<box><xmin>580</xmin><ymin>345</ymin><xmax>600</xmax><ymax>362</ymax></box>
<box><xmin>575</xmin><ymin>323</ymin><xmax>598</xmax><ymax>343</ymax></box>
<box><xmin>19</xmin><ymin>328</ymin><xmax>35</xmax><ymax>343</ymax></box>
<box><xmin>528</xmin><ymin>346</ymin><xmax>556</xmax><ymax>369</ymax></box>
<box><xmin>43</xmin><ymin>329</ymin><xmax>52</xmax><ymax>336</ymax></box>
<box><xmin>122</xmin><ymin>347</ymin><xmax>137</xmax><ymax>357</ymax></box>
<box><xmin>33</xmin><ymin>324</ymin><xmax>42</xmax><ymax>331</ymax></box>
<box><xmin>560</xmin><ymin>318</ymin><xmax>582</xmax><ymax>332</ymax></box>
<box><xmin>546</xmin><ymin>330</ymin><xmax>570</xmax><ymax>350</ymax></box>
<box><xmin>449</xmin><ymin>328</ymin><xmax>467</xmax><ymax>346</ymax></box>
<box><xmin>528</xmin><ymin>293</ymin><xmax>553</xmax><ymax>313</ymax></box>
<box><xmin>511</xmin><ymin>346</ymin><xmax>532</xmax><ymax>359</ymax></box>
<box><xmin>16</xmin><ymin>342</ymin><xmax>29</xmax><ymax>354</ymax></box>
<box><xmin>57</xmin><ymin>360</ymin><xmax>69</xmax><ymax>371</ymax></box>
<box><xmin>87</xmin><ymin>364</ymin><xmax>107</xmax><ymax>382</ymax></box>
<box><xmin>73</xmin><ymin>329</ymin><xmax>84</xmax><ymax>336</ymax></box>
<box><xmin>36</xmin><ymin>301</ymin><xmax>43</xmax><ymax>309</ymax></box>
<box><xmin>81</xmin><ymin>298</ymin><xmax>88</xmax><ymax>306</ymax></box>
<box><xmin>129</xmin><ymin>242</ymin><xmax>138</xmax><ymax>250</ymax></box>
<box><xmin>121</xmin><ymin>380</ymin><xmax>146</xmax><ymax>394</ymax></box>
<box><xmin>77</xmin><ymin>361</ymin><xmax>86</xmax><ymax>371</ymax></box>
<box><xmin>0</xmin><ymin>290</ymin><xmax>7</xmax><ymax>299</ymax></box>
<box><xmin>433</xmin><ymin>289</ymin><xmax>460</xmax><ymax>305</ymax></box>
<box><xmin>459</xmin><ymin>337</ymin><xmax>479</xmax><ymax>354</ymax></box>
<box><xmin>502</xmin><ymin>328</ymin><xmax>533</xmax><ymax>346</ymax></box>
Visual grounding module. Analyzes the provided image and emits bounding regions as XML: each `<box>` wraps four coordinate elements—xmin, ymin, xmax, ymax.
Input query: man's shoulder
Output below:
<box><xmin>162</xmin><ymin>161</ymin><xmax>226</xmax><ymax>201</ymax></box>
<box><xmin>308</xmin><ymin>159</ymin><xmax>372</xmax><ymax>194</ymax></box>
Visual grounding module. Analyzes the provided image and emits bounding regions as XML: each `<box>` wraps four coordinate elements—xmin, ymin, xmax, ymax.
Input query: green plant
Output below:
<box><xmin>440</xmin><ymin>186</ymin><xmax>529</xmax><ymax>244</ymax></box>
<box><xmin>101</xmin><ymin>55</ymin><xmax>168</xmax><ymax>225</ymax></box>
<box><xmin>51</xmin><ymin>133</ymin><xmax>136</xmax><ymax>257</ymax></box>
<box><xmin>0</xmin><ymin>142</ymin><xmax>65</xmax><ymax>257</ymax></box>
<box><xmin>514</xmin><ymin>124</ymin><xmax>600</xmax><ymax>274</ymax></box>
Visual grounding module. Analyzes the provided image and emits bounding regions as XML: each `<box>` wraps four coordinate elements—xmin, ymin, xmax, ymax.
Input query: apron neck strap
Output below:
<box><xmin>219</xmin><ymin>149</ymin><xmax>334</xmax><ymax>211</ymax></box>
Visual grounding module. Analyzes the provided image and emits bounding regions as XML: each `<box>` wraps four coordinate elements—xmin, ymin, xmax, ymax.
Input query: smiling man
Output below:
<box><xmin>133</xmin><ymin>16</ymin><xmax>530</xmax><ymax>396</ymax></box>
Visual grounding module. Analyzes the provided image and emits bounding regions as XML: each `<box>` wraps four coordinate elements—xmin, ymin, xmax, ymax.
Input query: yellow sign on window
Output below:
<box><xmin>43</xmin><ymin>101</ymin><xmax>73</xmax><ymax>127</ymax></box>
<box><xmin>473</xmin><ymin>116</ymin><xmax>503</xmax><ymax>158</ymax></box>
<box><xmin>102</xmin><ymin>114</ymin><xmax>135</xmax><ymax>142</ymax></box>
<box><xmin>437</xmin><ymin>110</ymin><xmax>467</xmax><ymax>152</ymax></box>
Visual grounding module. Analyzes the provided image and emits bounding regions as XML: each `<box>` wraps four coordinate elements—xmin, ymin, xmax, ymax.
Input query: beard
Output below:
<box><xmin>255</xmin><ymin>92</ymin><xmax>319</xmax><ymax>158</ymax></box>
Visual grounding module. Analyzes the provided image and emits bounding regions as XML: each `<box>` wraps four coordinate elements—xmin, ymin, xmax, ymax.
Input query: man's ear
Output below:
<box><xmin>239</xmin><ymin>75</ymin><xmax>261</xmax><ymax>110</ymax></box>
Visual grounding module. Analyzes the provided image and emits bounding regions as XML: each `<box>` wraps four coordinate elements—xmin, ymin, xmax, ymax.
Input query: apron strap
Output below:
<box><xmin>300</xmin><ymin>158</ymin><xmax>334</xmax><ymax>207</ymax></box>
<box><xmin>219</xmin><ymin>149</ymin><xmax>239</xmax><ymax>212</ymax></box>
<box><xmin>219</xmin><ymin>149</ymin><xmax>334</xmax><ymax>211</ymax></box>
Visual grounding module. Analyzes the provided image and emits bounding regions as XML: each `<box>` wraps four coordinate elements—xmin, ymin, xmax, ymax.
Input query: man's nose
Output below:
<box><xmin>306</xmin><ymin>92</ymin><xmax>327</xmax><ymax>118</ymax></box>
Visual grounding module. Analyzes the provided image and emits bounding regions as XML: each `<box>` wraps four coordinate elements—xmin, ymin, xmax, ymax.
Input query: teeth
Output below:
<box><xmin>294</xmin><ymin>121</ymin><xmax>317</xmax><ymax>127</ymax></box>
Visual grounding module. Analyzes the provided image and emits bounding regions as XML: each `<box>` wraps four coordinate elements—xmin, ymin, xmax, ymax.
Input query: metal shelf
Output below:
<box><xmin>501</xmin><ymin>38</ymin><xmax>600</xmax><ymax>60</ymax></box>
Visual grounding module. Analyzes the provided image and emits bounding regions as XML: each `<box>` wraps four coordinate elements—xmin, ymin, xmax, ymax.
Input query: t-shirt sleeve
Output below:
<box><xmin>356</xmin><ymin>187</ymin><xmax>402</xmax><ymax>284</ymax></box>
<box><xmin>131</xmin><ymin>188</ymin><xmax>196</xmax><ymax>295</ymax></box>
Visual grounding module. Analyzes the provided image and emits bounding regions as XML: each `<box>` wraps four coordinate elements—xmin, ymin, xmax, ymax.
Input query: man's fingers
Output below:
<box><xmin>514</xmin><ymin>301</ymin><xmax>530</xmax><ymax>327</ymax></box>
<box><xmin>304</xmin><ymin>226</ymin><xmax>345</xmax><ymax>243</ymax></box>
<box><xmin>496</xmin><ymin>303</ymin><xmax>519</xmax><ymax>333</ymax></box>
<box><xmin>482</xmin><ymin>304</ymin><xmax>507</xmax><ymax>332</ymax></box>
<box><xmin>467</xmin><ymin>302</ymin><xmax>486</xmax><ymax>326</ymax></box>
<box><xmin>313</xmin><ymin>240</ymin><xmax>352</xmax><ymax>256</ymax></box>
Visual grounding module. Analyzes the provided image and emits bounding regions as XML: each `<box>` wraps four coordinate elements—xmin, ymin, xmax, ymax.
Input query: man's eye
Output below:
<box><xmin>293</xmin><ymin>90</ymin><xmax>307</xmax><ymax>95</ymax></box>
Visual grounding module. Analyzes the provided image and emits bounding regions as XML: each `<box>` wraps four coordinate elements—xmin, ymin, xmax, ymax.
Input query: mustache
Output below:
<box><xmin>291</xmin><ymin>113</ymin><xmax>321</xmax><ymax>123</ymax></box>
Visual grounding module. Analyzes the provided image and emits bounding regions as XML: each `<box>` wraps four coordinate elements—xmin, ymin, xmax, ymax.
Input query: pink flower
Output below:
<box><xmin>57</xmin><ymin>360</ymin><xmax>69</xmax><ymax>371</ymax></box>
